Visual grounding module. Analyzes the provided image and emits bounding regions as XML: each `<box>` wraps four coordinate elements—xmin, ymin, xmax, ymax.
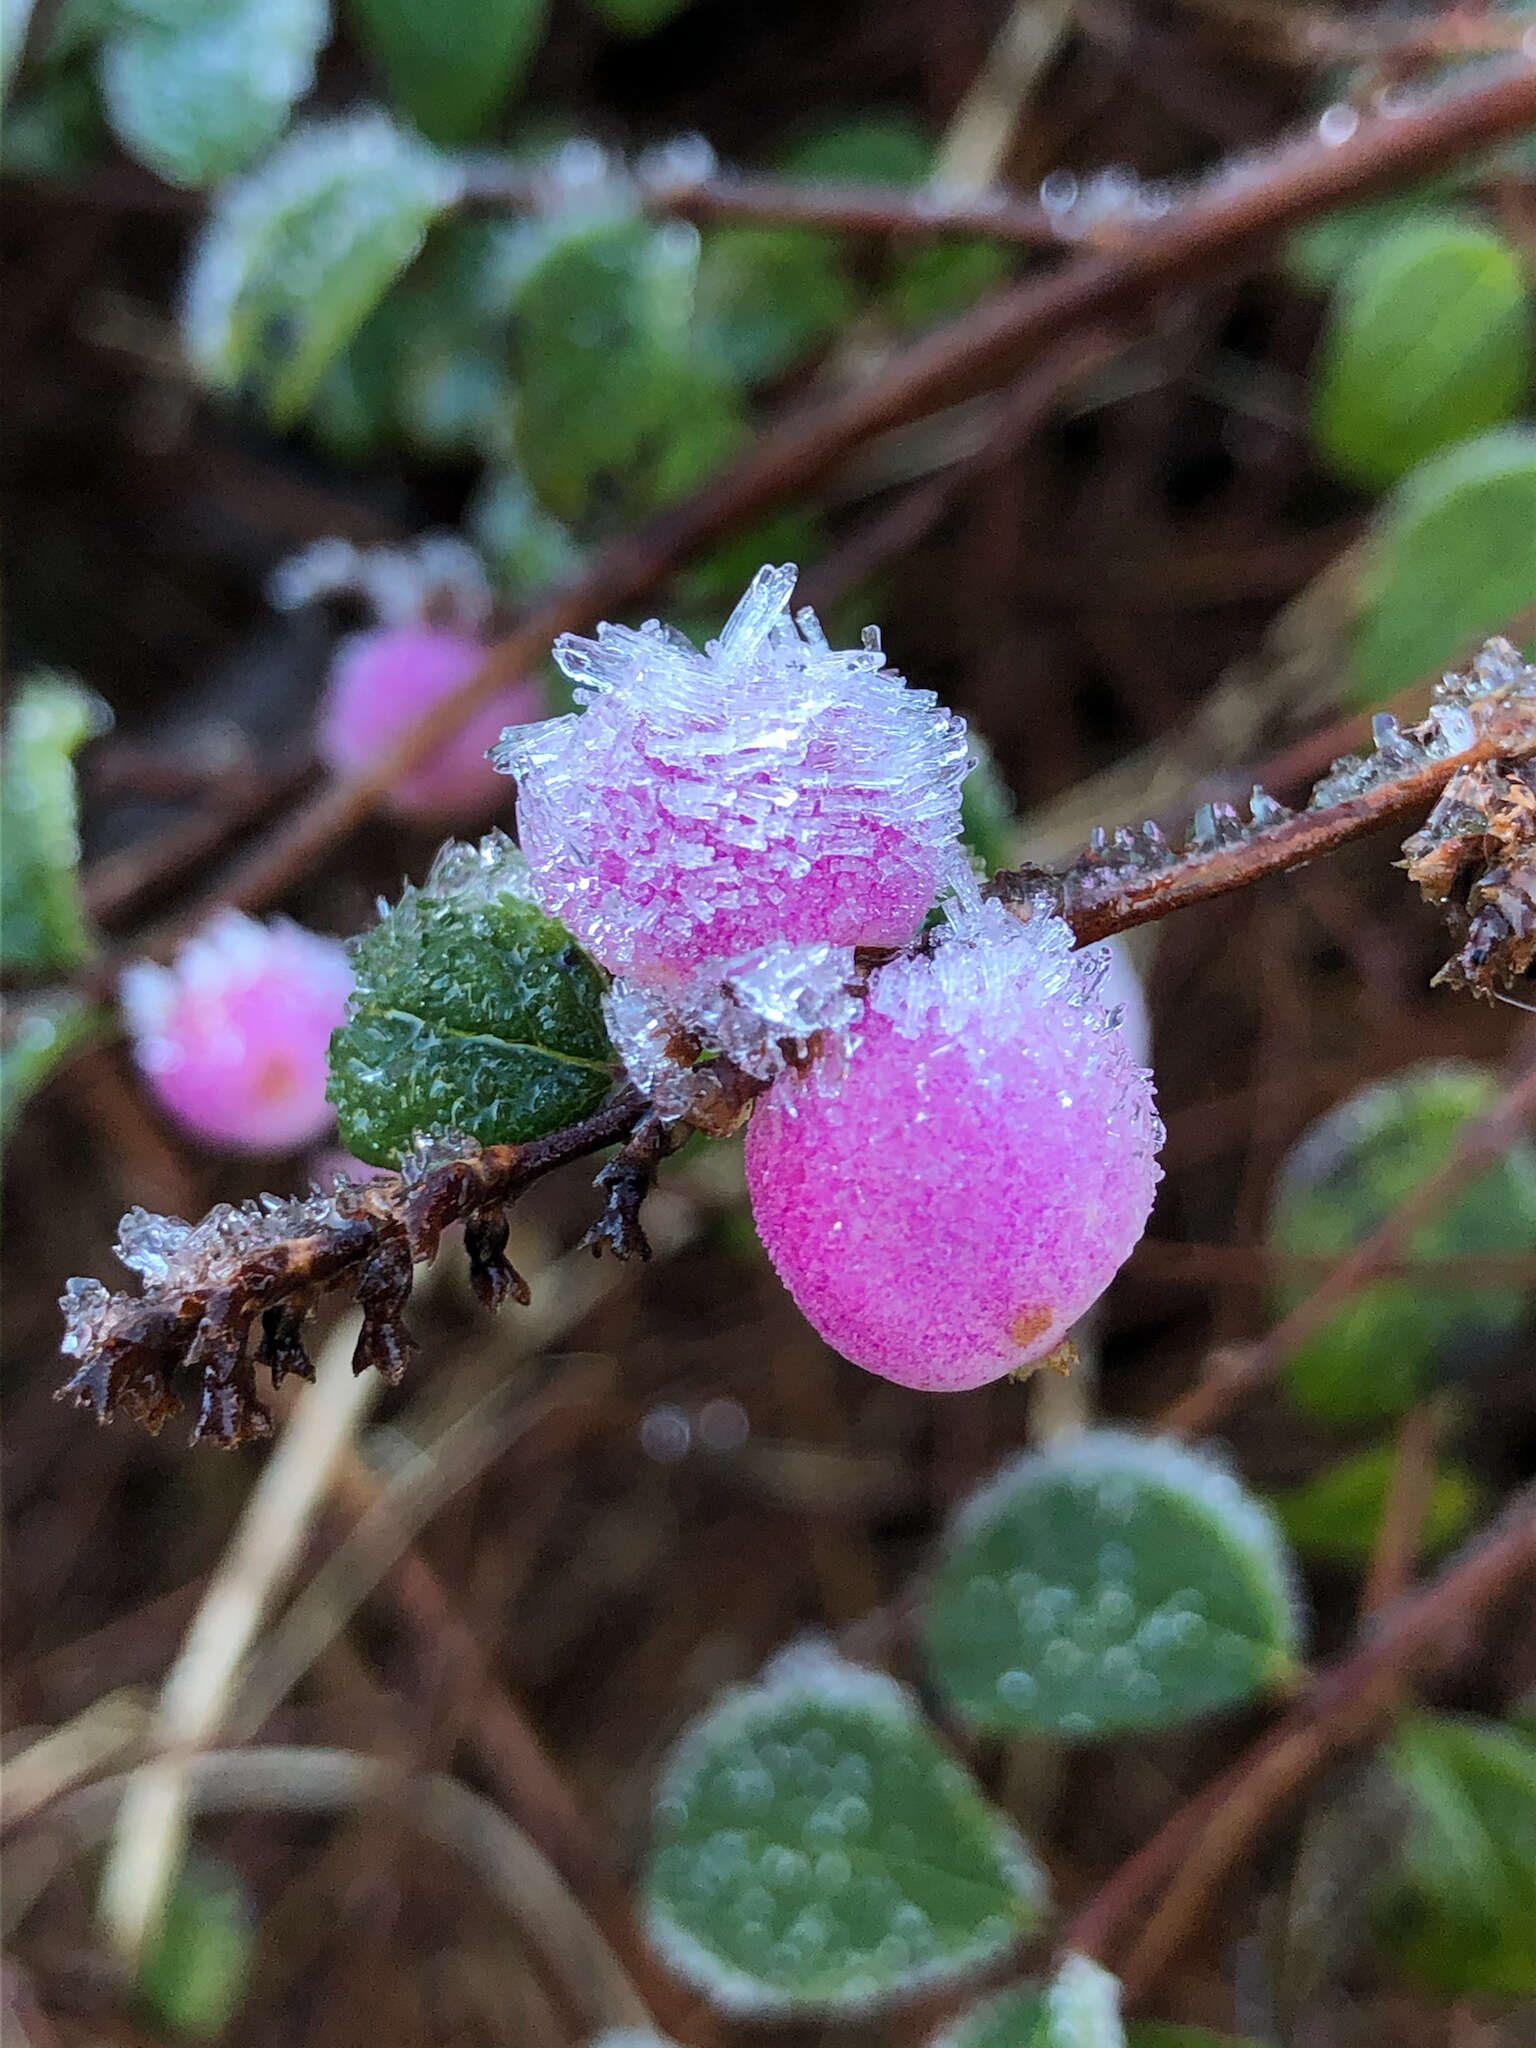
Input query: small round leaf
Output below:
<box><xmin>1377</xmin><ymin>1712</ymin><xmax>1536</xmax><ymax>1996</ymax></box>
<box><xmin>924</xmin><ymin>1431</ymin><xmax>1302</xmax><ymax>1739</ymax></box>
<box><xmin>347</xmin><ymin>0</ymin><xmax>546</xmax><ymax>142</ymax></box>
<box><xmin>1312</xmin><ymin>216</ymin><xmax>1531</xmax><ymax>489</ymax></box>
<box><xmin>182</xmin><ymin>111</ymin><xmax>461</xmax><ymax>428</ymax></box>
<box><xmin>642</xmin><ymin>1641</ymin><xmax>1046</xmax><ymax>2017</ymax></box>
<box><xmin>327</xmin><ymin>831</ymin><xmax>615</xmax><ymax>1165</ymax></box>
<box><xmin>100</xmin><ymin>0</ymin><xmax>328</xmax><ymax>188</ymax></box>
<box><xmin>1351</xmin><ymin>425</ymin><xmax>1536</xmax><ymax>702</ymax></box>
<box><xmin>1270</xmin><ymin>1061</ymin><xmax>1536</xmax><ymax>1422</ymax></box>
<box><xmin>1271</xmin><ymin>1442</ymin><xmax>1483</xmax><ymax>1565</ymax></box>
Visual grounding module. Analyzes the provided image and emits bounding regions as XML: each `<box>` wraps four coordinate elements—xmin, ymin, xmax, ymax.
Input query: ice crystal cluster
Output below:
<box><xmin>494</xmin><ymin>563</ymin><xmax>971</xmax><ymax>983</ymax></box>
<box><xmin>746</xmin><ymin>901</ymin><xmax>1162</xmax><ymax>1390</ymax></box>
<box><xmin>272</xmin><ymin>535</ymin><xmax>543</xmax><ymax>823</ymax></box>
<box><xmin>121</xmin><ymin>912</ymin><xmax>352</xmax><ymax>1152</ymax></box>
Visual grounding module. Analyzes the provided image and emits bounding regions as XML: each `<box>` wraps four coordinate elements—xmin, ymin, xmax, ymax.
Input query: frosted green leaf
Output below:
<box><xmin>348</xmin><ymin>0</ymin><xmax>545</xmax><ymax>141</ymax></box>
<box><xmin>1</xmin><ymin>671</ymin><xmax>110</xmax><ymax>974</ymax></box>
<box><xmin>1270</xmin><ymin>1062</ymin><xmax>1536</xmax><ymax>1422</ymax></box>
<box><xmin>1271</xmin><ymin>1441</ymin><xmax>1482</xmax><ymax>1566</ymax></box>
<box><xmin>586</xmin><ymin>0</ymin><xmax>690</xmax><ymax>32</ymax></box>
<box><xmin>924</xmin><ymin>1431</ymin><xmax>1302</xmax><ymax>1739</ymax></box>
<box><xmin>642</xmin><ymin>1640</ymin><xmax>1045</xmax><ymax>2017</ymax></box>
<box><xmin>1312</xmin><ymin>216</ymin><xmax>1532</xmax><ymax>490</ymax></box>
<box><xmin>1</xmin><ymin>0</ymin><xmax>34</xmax><ymax>98</ymax></box>
<box><xmin>327</xmin><ymin>830</ymin><xmax>615</xmax><ymax>1166</ymax></box>
<box><xmin>466</xmin><ymin>468</ymin><xmax>583</xmax><ymax>597</ymax></box>
<box><xmin>181</xmin><ymin>111</ymin><xmax>462</xmax><ymax>428</ymax></box>
<box><xmin>139</xmin><ymin>1855</ymin><xmax>255</xmax><ymax>2039</ymax></box>
<box><xmin>99</xmin><ymin>0</ymin><xmax>328</xmax><ymax>188</ymax></box>
<box><xmin>0</xmin><ymin>994</ymin><xmax>110</xmax><ymax>1143</ymax></box>
<box><xmin>510</xmin><ymin>215</ymin><xmax>746</xmax><ymax>524</ymax></box>
<box><xmin>694</xmin><ymin>225</ymin><xmax>854</xmax><ymax>384</ymax></box>
<box><xmin>1351</xmin><ymin>426</ymin><xmax>1536</xmax><ymax>701</ymax></box>
<box><xmin>1376</xmin><ymin>1713</ymin><xmax>1536</xmax><ymax>1996</ymax></box>
<box><xmin>933</xmin><ymin>1984</ymin><xmax>1259</xmax><ymax>2048</ymax></box>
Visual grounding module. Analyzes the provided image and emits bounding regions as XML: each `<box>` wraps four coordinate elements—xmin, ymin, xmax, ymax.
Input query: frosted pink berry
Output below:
<box><xmin>120</xmin><ymin>912</ymin><xmax>353</xmax><ymax>1152</ymax></box>
<box><xmin>318</xmin><ymin>626</ymin><xmax>545</xmax><ymax>824</ymax></box>
<box><xmin>493</xmin><ymin>564</ymin><xmax>971</xmax><ymax>984</ymax></box>
<box><xmin>744</xmin><ymin>901</ymin><xmax>1163</xmax><ymax>1391</ymax></box>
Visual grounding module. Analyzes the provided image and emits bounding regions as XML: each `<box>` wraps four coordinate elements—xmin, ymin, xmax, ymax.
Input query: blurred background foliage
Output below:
<box><xmin>4</xmin><ymin>0</ymin><xmax>1536</xmax><ymax>2042</ymax></box>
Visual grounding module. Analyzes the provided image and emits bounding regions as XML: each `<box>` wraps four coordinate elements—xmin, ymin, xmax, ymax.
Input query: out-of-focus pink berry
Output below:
<box><xmin>120</xmin><ymin>912</ymin><xmax>353</xmax><ymax>1153</ymax></box>
<box><xmin>494</xmin><ymin>564</ymin><xmax>970</xmax><ymax>984</ymax></box>
<box><xmin>744</xmin><ymin>902</ymin><xmax>1162</xmax><ymax>1391</ymax></box>
<box><xmin>318</xmin><ymin>626</ymin><xmax>545</xmax><ymax>824</ymax></box>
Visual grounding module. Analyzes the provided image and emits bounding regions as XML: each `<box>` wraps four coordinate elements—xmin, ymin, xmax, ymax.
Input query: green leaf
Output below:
<box><xmin>1270</xmin><ymin>1061</ymin><xmax>1536</xmax><ymax>1422</ymax></box>
<box><xmin>780</xmin><ymin>112</ymin><xmax>934</xmax><ymax>187</ymax></box>
<box><xmin>327</xmin><ymin>830</ymin><xmax>615</xmax><ymax>1167</ymax></box>
<box><xmin>0</xmin><ymin>62</ymin><xmax>110</xmax><ymax>176</ymax></box>
<box><xmin>1312</xmin><ymin>216</ymin><xmax>1532</xmax><ymax>490</ymax></box>
<box><xmin>99</xmin><ymin>0</ymin><xmax>328</xmax><ymax>188</ymax></box>
<box><xmin>1285</xmin><ymin>182</ymin><xmax>1458</xmax><ymax>292</ymax></box>
<box><xmin>585</xmin><ymin>0</ymin><xmax>690</xmax><ymax>32</ymax></box>
<box><xmin>0</xmin><ymin>994</ymin><xmax>110</xmax><ymax>1143</ymax></box>
<box><xmin>138</xmin><ymin>1855</ymin><xmax>255</xmax><ymax>2039</ymax></box>
<box><xmin>888</xmin><ymin>236</ymin><xmax>1009</xmax><ymax>332</ymax></box>
<box><xmin>466</xmin><ymin>467</ymin><xmax>584</xmax><ymax>597</ymax></box>
<box><xmin>347</xmin><ymin>0</ymin><xmax>546</xmax><ymax>142</ymax></box>
<box><xmin>923</xmin><ymin>1431</ymin><xmax>1302</xmax><ymax>1740</ymax></box>
<box><xmin>693</xmin><ymin>225</ymin><xmax>854</xmax><ymax>384</ymax></box>
<box><xmin>933</xmin><ymin>1984</ymin><xmax>1259</xmax><ymax>2048</ymax></box>
<box><xmin>642</xmin><ymin>1640</ymin><xmax>1045</xmax><ymax>2017</ymax></box>
<box><xmin>181</xmin><ymin>111</ymin><xmax>461</xmax><ymax>429</ymax></box>
<box><xmin>1351</xmin><ymin>426</ymin><xmax>1536</xmax><ymax>702</ymax></box>
<box><xmin>1377</xmin><ymin>1713</ymin><xmax>1536</xmax><ymax>1996</ymax></box>
<box><xmin>1</xmin><ymin>672</ymin><xmax>110</xmax><ymax>975</ymax></box>
<box><xmin>960</xmin><ymin>734</ymin><xmax>1019</xmax><ymax>876</ymax></box>
<box><xmin>2</xmin><ymin>0</ymin><xmax>35</xmax><ymax>98</ymax></box>
<box><xmin>1271</xmin><ymin>1441</ymin><xmax>1483</xmax><ymax>1567</ymax></box>
<box><xmin>510</xmin><ymin>215</ymin><xmax>747</xmax><ymax>525</ymax></box>
<box><xmin>931</xmin><ymin>1957</ymin><xmax>1127</xmax><ymax>2048</ymax></box>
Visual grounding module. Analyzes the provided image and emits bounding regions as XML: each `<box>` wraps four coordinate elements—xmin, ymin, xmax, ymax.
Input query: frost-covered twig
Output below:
<box><xmin>56</xmin><ymin>1089</ymin><xmax>648</xmax><ymax>1448</ymax></box>
<box><xmin>997</xmin><ymin>637</ymin><xmax>1536</xmax><ymax>950</ymax></box>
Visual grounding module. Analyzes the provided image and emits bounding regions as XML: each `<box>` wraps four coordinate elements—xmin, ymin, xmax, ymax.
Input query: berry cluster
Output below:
<box><xmin>499</xmin><ymin>565</ymin><xmax>1163</xmax><ymax>1389</ymax></box>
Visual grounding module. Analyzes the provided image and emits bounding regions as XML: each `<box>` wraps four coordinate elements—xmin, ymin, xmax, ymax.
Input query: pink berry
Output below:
<box><xmin>494</xmin><ymin>564</ymin><xmax>970</xmax><ymax>983</ymax></box>
<box><xmin>120</xmin><ymin>912</ymin><xmax>353</xmax><ymax>1153</ymax></box>
<box><xmin>318</xmin><ymin>625</ymin><xmax>545</xmax><ymax>824</ymax></box>
<box><xmin>744</xmin><ymin>902</ymin><xmax>1162</xmax><ymax>1391</ymax></box>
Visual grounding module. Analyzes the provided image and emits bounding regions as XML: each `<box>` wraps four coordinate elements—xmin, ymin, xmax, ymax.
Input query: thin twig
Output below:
<box><xmin>1158</xmin><ymin>1052</ymin><xmax>1536</xmax><ymax>1436</ymax></box>
<box><xmin>1359</xmin><ymin>1397</ymin><xmax>1446</xmax><ymax>1620</ymax></box>
<box><xmin>27</xmin><ymin>1749</ymin><xmax>653</xmax><ymax>2037</ymax></box>
<box><xmin>1061</xmin><ymin>1478</ymin><xmax>1536</xmax><ymax>1997</ymax></box>
<box><xmin>1131</xmin><ymin>1239</ymin><xmax>1536</xmax><ymax>1286</ymax></box>
<box><xmin>118</xmin><ymin>59</ymin><xmax>1536</xmax><ymax>955</ymax></box>
<box><xmin>96</xmin><ymin>1309</ymin><xmax>381</xmax><ymax>1967</ymax></box>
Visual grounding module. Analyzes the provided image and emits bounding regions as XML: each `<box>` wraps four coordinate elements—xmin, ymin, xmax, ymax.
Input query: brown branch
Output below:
<box><xmin>1132</xmin><ymin>1238</ymin><xmax>1536</xmax><ymax>1287</ymax></box>
<box><xmin>1061</xmin><ymin>1478</ymin><xmax>1536</xmax><ymax>1999</ymax></box>
<box><xmin>1359</xmin><ymin>1397</ymin><xmax>1446</xmax><ymax>1620</ymax></box>
<box><xmin>1158</xmin><ymin>1051</ymin><xmax>1536</xmax><ymax>1436</ymax></box>
<box><xmin>119</xmin><ymin>59</ymin><xmax>1536</xmax><ymax>955</ymax></box>
<box><xmin>56</xmin><ymin>1089</ymin><xmax>649</xmax><ymax>1448</ymax></box>
<box><xmin>1005</xmin><ymin>718</ymin><xmax>1536</xmax><ymax>946</ymax></box>
<box><xmin>462</xmin><ymin>160</ymin><xmax>1064</xmax><ymax>248</ymax></box>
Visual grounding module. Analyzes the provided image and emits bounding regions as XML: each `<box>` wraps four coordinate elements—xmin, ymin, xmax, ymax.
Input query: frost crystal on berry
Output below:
<box><xmin>120</xmin><ymin>912</ymin><xmax>352</xmax><ymax>1152</ymax></box>
<box><xmin>493</xmin><ymin>564</ymin><xmax>971</xmax><ymax>983</ymax></box>
<box><xmin>745</xmin><ymin>900</ymin><xmax>1163</xmax><ymax>1391</ymax></box>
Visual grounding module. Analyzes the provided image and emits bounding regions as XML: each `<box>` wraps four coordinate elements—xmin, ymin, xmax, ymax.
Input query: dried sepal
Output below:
<box><xmin>56</xmin><ymin>1089</ymin><xmax>647</xmax><ymax>1446</ymax></box>
<box><xmin>579</xmin><ymin>1113</ymin><xmax>677</xmax><ymax>1262</ymax></box>
<box><xmin>1404</xmin><ymin>760</ymin><xmax>1536</xmax><ymax>998</ymax></box>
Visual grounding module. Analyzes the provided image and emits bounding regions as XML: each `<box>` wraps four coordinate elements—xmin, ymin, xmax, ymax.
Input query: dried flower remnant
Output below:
<box><xmin>495</xmin><ymin>564</ymin><xmax>971</xmax><ymax>984</ymax></box>
<box><xmin>745</xmin><ymin>901</ymin><xmax>1162</xmax><ymax>1392</ymax></box>
<box><xmin>121</xmin><ymin>913</ymin><xmax>353</xmax><ymax>1153</ymax></box>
